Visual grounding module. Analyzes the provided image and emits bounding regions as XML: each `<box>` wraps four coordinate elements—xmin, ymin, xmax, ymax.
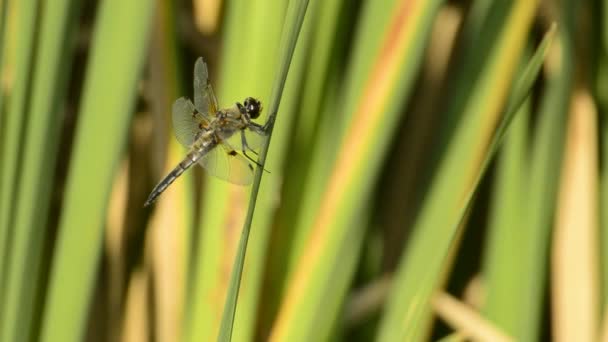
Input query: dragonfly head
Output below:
<box><xmin>243</xmin><ymin>97</ymin><xmax>262</xmax><ymax>119</ymax></box>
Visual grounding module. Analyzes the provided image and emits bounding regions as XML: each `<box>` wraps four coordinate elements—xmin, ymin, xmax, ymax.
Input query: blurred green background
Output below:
<box><xmin>0</xmin><ymin>0</ymin><xmax>606</xmax><ymax>341</ymax></box>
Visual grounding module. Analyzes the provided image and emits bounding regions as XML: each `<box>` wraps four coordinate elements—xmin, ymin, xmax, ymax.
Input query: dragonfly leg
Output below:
<box><xmin>246</xmin><ymin>121</ymin><xmax>265</xmax><ymax>135</ymax></box>
<box><xmin>240</xmin><ymin>130</ymin><xmax>271</xmax><ymax>173</ymax></box>
<box><xmin>241</xmin><ymin>131</ymin><xmax>262</xmax><ymax>166</ymax></box>
<box><xmin>244</xmin><ymin>114</ymin><xmax>274</xmax><ymax>135</ymax></box>
<box><xmin>241</xmin><ymin>130</ymin><xmax>259</xmax><ymax>156</ymax></box>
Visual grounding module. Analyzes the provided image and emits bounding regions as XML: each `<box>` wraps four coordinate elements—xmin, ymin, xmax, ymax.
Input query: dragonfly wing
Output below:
<box><xmin>198</xmin><ymin>143</ymin><xmax>254</xmax><ymax>185</ymax></box>
<box><xmin>193</xmin><ymin>57</ymin><xmax>219</xmax><ymax>116</ymax></box>
<box><xmin>172</xmin><ymin>97</ymin><xmax>209</xmax><ymax>147</ymax></box>
<box><xmin>225</xmin><ymin>129</ymin><xmax>267</xmax><ymax>153</ymax></box>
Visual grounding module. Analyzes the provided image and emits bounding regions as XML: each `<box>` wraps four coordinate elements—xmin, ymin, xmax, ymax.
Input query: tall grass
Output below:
<box><xmin>0</xmin><ymin>0</ymin><xmax>605</xmax><ymax>341</ymax></box>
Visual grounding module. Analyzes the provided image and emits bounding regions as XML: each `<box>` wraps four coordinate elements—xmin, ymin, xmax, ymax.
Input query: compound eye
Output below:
<box><xmin>243</xmin><ymin>97</ymin><xmax>261</xmax><ymax>119</ymax></box>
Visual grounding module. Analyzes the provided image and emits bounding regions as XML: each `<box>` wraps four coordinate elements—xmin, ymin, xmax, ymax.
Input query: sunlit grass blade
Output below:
<box><xmin>0</xmin><ymin>0</ymin><xmax>11</xmax><ymax>129</ymax></box>
<box><xmin>183</xmin><ymin>0</ymin><xmax>291</xmax><ymax>340</ymax></box>
<box><xmin>271</xmin><ymin>65</ymin><xmax>343</xmax><ymax>337</ymax></box>
<box><xmin>263</xmin><ymin>1</ymin><xmax>347</xmax><ymax>325</ymax></box>
<box><xmin>0</xmin><ymin>0</ymin><xmax>82</xmax><ymax>340</ymax></box>
<box><xmin>216</xmin><ymin>1</ymin><xmax>310</xmax><ymax>340</ymax></box>
<box><xmin>482</xmin><ymin>13</ymin><xmax>575</xmax><ymax>342</ymax></box>
<box><xmin>283</xmin><ymin>0</ymin><xmax>387</xmax><ymax>276</ymax></box>
<box><xmin>38</xmin><ymin>0</ymin><xmax>155</xmax><ymax>341</ymax></box>
<box><xmin>433</xmin><ymin>292</ymin><xmax>513</xmax><ymax>342</ymax></box>
<box><xmin>0</xmin><ymin>1</ymin><xmax>597</xmax><ymax>341</ymax></box>
<box><xmin>181</xmin><ymin>0</ymin><xmax>261</xmax><ymax>336</ymax></box>
<box><xmin>376</xmin><ymin>4</ymin><xmax>546</xmax><ymax>341</ymax></box>
<box><xmin>270</xmin><ymin>1</ymin><xmax>444</xmax><ymax>340</ymax></box>
<box><xmin>481</xmin><ymin>98</ymin><xmax>529</xmax><ymax>333</ymax></box>
<box><xmin>514</xmin><ymin>18</ymin><xmax>575</xmax><ymax>342</ymax></box>
<box><xmin>551</xmin><ymin>88</ymin><xmax>600</xmax><ymax>341</ymax></box>
<box><xmin>0</xmin><ymin>0</ymin><xmax>38</xmax><ymax>295</ymax></box>
<box><xmin>283</xmin><ymin>65</ymin><xmax>342</xmax><ymax>269</ymax></box>
<box><xmin>228</xmin><ymin>7</ymin><xmax>315</xmax><ymax>341</ymax></box>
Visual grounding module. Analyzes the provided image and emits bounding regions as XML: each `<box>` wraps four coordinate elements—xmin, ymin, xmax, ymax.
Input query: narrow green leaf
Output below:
<box><xmin>0</xmin><ymin>0</ymin><xmax>11</xmax><ymax>132</ymax></box>
<box><xmin>272</xmin><ymin>0</ymin><xmax>444</xmax><ymax>340</ymax></box>
<box><xmin>515</xmin><ymin>11</ymin><xmax>576</xmax><ymax>342</ymax></box>
<box><xmin>481</xmin><ymin>98</ymin><xmax>530</xmax><ymax>333</ymax></box>
<box><xmin>183</xmin><ymin>1</ymin><xmax>290</xmax><ymax>341</ymax></box>
<box><xmin>39</xmin><ymin>0</ymin><xmax>155</xmax><ymax>341</ymax></box>
<box><xmin>0</xmin><ymin>0</ymin><xmax>39</xmax><ymax>295</ymax></box>
<box><xmin>230</xmin><ymin>9</ymin><xmax>315</xmax><ymax>342</ymax></box>
<box><xmin>268</xmin><ymin>0</ymin><xmax>347</xmax><ymax>306</ymax></box>
<box><xmin>376</xmin><ymin>6</ymin><xmax>548</xmax><ymax>341</ymax></box>
<box><xmin>217</xmin><ymin>0</ymin><xmax>310</xmax><ymax>341</ymax></box>
<box><xmin>0</xmin><ymin>0</ymin><xmax>82</xmax><ymax>340</ymax></box>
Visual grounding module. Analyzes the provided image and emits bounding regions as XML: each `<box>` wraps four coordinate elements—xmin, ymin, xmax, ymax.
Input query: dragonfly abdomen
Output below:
<box><xmin>143</xmin><ymin>147</ymin><xmax>211</xmax><ymax>207</ymax></box>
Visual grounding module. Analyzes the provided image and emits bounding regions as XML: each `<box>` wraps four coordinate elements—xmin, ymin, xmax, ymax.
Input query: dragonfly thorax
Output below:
<box><xmin>213</xmin><ymin>107</ymin><xmax>246</xmax><ymax>138</ymax></box>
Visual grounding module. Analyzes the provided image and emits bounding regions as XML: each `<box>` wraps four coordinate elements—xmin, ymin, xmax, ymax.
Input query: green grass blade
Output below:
<box><xmin>284</xmin><ymin>0</ymin><xmax>401</xmax><ymax>274</ymax></box>
<box><xmin>260</xmin><ymin>0</ymin><xmax>352</xmax><ymax>326</ymax></box>
<box><xmin>0</xmin><ymin>1</ymin><xmax>82</xmax><ymax>340</ymax></box>
<box><xmin>231</xmin><ymin>8</ymin><xmax>315</xmax><ymax>341</ymax></box>
<box><xmin>479</xmin><ymin>17</ymin><xmax>574</xmax><ymax>341</ymax></box>
<box><xmin>0</xmin><ymin>0</ymin><xmax>11</xmax><ymax>133</ymax></box>
<box><xmin>271</xmin><ymin>0</ymin><xmax>444</xmax><ymax>340</ymax></box>
<box><xmin>516</xmin><ymin>24</ymin><xmax>576</xmax><ymax>342</ymax></box>
<box><xmin>217</xmin><ymin>1</ymin><xmax>310</xmax><ymax>340</ymax></box>
<box><xmin>0</xmin><ymin>0</ymin><xmax>38</xmax><ymax>294</ymax></box>
<box><xmin>183</xmin><ymin>1</ymin><xmax>290</xmax><ymax>340</ymax></box>
<box><xmin>376</xmin><ymin>4</ymin><xmax>547</xmax><ymax>340</ymax></box>
<box><xmin>481</xmin><ymin>98</ymin><xmax>529</xmax><ymax>333</ymax></box>
<box><xmin>38</xmin><ymin>0</ymin><xmax>155</xmax><ymax>341</ymax></box>
<box><xmin>0</xmin><ymin>1</ymin><xmax>595</xmax><ymax>341</ymax></box>
<box><xmin>278</xmin><ymin>2</ymin><xmax>356</xmax><ymax>295</ymax></box>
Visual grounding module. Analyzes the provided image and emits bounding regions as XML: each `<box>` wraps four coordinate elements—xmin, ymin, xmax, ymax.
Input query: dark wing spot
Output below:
<box><xmin>228</xmin><ymin>150</ymin><xmax>237</xmax><ymax>156</ymax></box>
<box><xmin>248</xmin><ymin>164</ymin><xmax>254</xmax><ymax>171</ymax></box>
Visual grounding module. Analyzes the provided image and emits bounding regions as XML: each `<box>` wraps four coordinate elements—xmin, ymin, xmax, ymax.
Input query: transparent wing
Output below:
<box><xmin>193</xmin><ymin>57</ymin><xmax>219</xmax><ymax>116</ymax></box>
<box><xmin>225</xmin><ymin>129</ymin><xmax>267</xmax><ymax>154</ymax></box>
<box><xmin>172</xmin><ymin>97</ymin><xmax>210</xmax><ymax>147</ymax></box>
<box><xmin>198</xmin><ymin>143</ymin><xmax>254</xmax><ymax>185</ymax></box>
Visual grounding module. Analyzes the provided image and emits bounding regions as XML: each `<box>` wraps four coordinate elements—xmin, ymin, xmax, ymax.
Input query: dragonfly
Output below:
<box><xmin>144</xmin><ymin>57</ymin><xmax>271</xmax><ymax>207</ymax></box>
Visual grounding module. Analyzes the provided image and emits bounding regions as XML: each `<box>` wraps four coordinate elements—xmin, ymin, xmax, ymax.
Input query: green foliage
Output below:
<box><xmin>0</xmin><ymin>0</ymin><xmax>604</xmax><ymax>341</ymax></box>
